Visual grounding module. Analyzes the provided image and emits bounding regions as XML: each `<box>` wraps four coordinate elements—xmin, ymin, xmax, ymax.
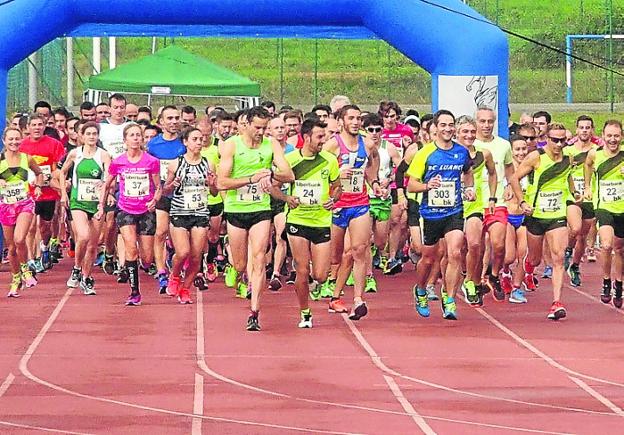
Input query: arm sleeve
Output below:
<box><xmin>395</xmin><ymin>160</ymin><xmax>410</xmax><ymax>188</ymax></box>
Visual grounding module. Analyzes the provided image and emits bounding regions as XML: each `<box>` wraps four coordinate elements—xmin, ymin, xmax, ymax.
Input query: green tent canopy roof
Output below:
<box><xmin>86</xmin><ymin>45</ymin><xmax>260</xmax><ymax>97</ymax></box>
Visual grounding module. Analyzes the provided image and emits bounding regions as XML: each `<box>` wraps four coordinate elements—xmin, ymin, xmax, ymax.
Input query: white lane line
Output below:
<box><xmin>476</xmin><ymin>307</ymin><xmax>624</xmax><ymax>415</ymax></box>
<box><xmin>568</xmin><ymin>287</ymin><xmax>624</xmax><ymax>317</ymax></box>
<box><xmin>0</xmin><ymin>420</ymin><xmax>94</xmax><ymax>434</ymax></box>
<box><xmin>341</xmin><ymin>315</ymin><xmax>435</xmax><ymax>434</ymax></box>
<box><xmin>569</xmin><ymin>376</ymin><xmax>624</xmax><ymax>416</ymax></box>
<box><xmin>192</xmin><ymin>373</ymin><xmax>204</xmax><ymax>435</ymax></box>
<box><xmin>0</xmin><ymin>373</ymin><xmax>15</xmax><ymax>398</ymax></box>
<box><xmin>383</xmin><ymin>375</ymin><xmax>436</xmax><ymax>435</ymax></box>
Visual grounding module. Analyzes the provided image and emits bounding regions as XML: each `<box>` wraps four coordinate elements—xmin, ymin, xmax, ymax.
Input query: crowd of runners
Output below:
<box><xmin>1</xmin><ymin>95</ymin><xmax>623</xmax><ymax>331</ymax></box>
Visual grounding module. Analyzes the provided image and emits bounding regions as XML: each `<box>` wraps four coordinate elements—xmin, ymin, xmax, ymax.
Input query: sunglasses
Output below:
<box><xmin>366</xmin><ymin>127</ymin><xmax>383</xmax><ymax>133</ymax></box>
<box><xmin>549</xmin><ymin>136</ymin><xmax>567</xmax><ymax>144</ymax></box>
<box><xmin>521</xmin><ymin>135</ymin><xmax>536</xmax><ymax>141</ymax></box>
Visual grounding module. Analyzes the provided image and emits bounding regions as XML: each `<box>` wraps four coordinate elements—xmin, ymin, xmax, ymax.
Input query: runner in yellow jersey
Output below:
<box><xmin>583</xmin><ymin>120</ymin><xmax>624</xmax><ymax>308</ymax></box>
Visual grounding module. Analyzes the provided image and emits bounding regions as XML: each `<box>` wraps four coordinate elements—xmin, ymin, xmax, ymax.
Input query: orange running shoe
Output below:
<box><xmin>178</xmin><ymin>288</ymin><xmax>193</xmax><ymax>304</ymax></box>
<box><xmin>166</xmin><ymin>275</ymin><xmax>181</xmax><ymax>297</ymax></box>
<box><xmin>547</xmin><ymin>301</ymin><xmax>567</xmax><ymax>320</ymax></box>
<box><xmin>328</xmin><ymin>298</ymin><xmax>348</xmax><ymax>313</ymax></box>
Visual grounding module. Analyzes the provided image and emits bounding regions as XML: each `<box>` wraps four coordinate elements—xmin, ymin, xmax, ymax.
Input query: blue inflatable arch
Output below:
<box><xmin>0</xmin><ymin>0</ymin><xmax>508</xmax><ymax>134</ymax></box>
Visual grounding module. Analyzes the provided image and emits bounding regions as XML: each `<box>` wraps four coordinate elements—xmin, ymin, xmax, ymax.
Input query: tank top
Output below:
<box><xmin>223</xmin><ymin>135</ymin><xmax>273</xmax><ymax>213</ymax></box>
<box><xmin>0</xmin><ymin>153</ymin><xmax>31</xmax><ymax>205</ymax></box>
<box><xmin>335</xmin><ymin>134</ymin><xmax>369</xmax><ymax>209</ymax></box>
<box><xmin>70</xmin><ymin>147</ymin><xmax>105</xmax><ymax>213</ymax></box>
<box><xmin>525</xmin><ymin>149</ymin><xmax>571</xmax><ymax>219</ymax></box>
<box><xmin>565</xmin><ymin>144</ymin><xmax>595</xmax><ymax>203</ymax></box>
<box><xmin>464</xmin><ymin>149</ymin><xmax>485</xmax><ymax>218</ymax></box>
<box><xmin>170</xmin><ymin>155</ymin><xmax>211</xmax><ymax>217</ymax></box>
<box><xmin>592</xmin><ymin>148</ymin><xmax>624</xmax><ymax>214</ymax></box>
<box><xmin>200</xmin><ymin>143</ymin><xmax>222</xmax><ymax>206</ymax></box>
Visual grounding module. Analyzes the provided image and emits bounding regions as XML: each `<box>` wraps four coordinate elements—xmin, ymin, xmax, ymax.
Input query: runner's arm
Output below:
<box><xmin>58</xmin><ymin>150</ymin><xmax>76</xmax><ymax>203</ymax></box>
<box><xmin>583</xmin><ymin>149</ymin><xmax>596</xmax><ymax>201</ymax></box>
<box><xmin>509</xmin><ymin>151</ymin><xmax>538</xmax><ymax>205</ymax></box>
<box><xmin>271</xmin><ymin>139</ymin><xmax>295</xmax><ymax>183</ymax></box>
<box><xmin>484</xmin><ymin>149</ymin><xmax>499</xmax><ymax>200</ymax></box>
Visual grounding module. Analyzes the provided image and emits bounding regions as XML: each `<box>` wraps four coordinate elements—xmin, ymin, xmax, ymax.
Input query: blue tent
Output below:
<box><xmin>0</xmin><ymin>0</ymin><xmax>508</xmax><ymax>134</ymax></box>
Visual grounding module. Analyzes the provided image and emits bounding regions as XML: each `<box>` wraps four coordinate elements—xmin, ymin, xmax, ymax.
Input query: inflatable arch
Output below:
<box><xmin>0</xmin><ymin>0</ymin><xmax>509</xmax><ymax>134</ymax></box>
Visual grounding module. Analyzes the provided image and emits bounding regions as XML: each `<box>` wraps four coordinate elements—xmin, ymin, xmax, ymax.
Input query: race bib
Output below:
<box><xmin>124</xmin><ymin>173</ymin><xmax>150</xmax><ymax>198</ymax></box>
<box><xmin>77</xmin><ymin>179</ymin><xmax>100</xmax><ymax>202</ymax></box>
<box><xmin>599</xmin><ymin>180</ymin><xmax>624</xmax><ymax>203</ymax></box>
<box><xmin>160</xmin><ymin>159</ymin><xmax>175</xmax><ymax>181</ymax></box>
<box><xmin>537</xmin><ymin>191</ymin><xmax>563</xmax><ymax>213</ymax></box>
<box><xmin>107</xmin><ymin>142</ymin><xmax>125</xmax><ymax>158</ymax></box>
<box><xmin>40</xmin><ymin>165</ymin><xmax>52</xmax><ymax>187</ymax></box>
<box><xmin>183</xmin><ymin>185</ymin><xmax>207</xmax><ymax>209</ymax></box>
<box><xmin>294</xmin><ymin>180</ymin><xmax>322</xmax><ymax>206</ymax></box>
<box><xmin>573</xmin><ymin>176</ymin><xmax>585</xmax><ymax>195</ymax></box>
<box><xmin>237</xmin><ymin>183</ymin><xmax>264</xmax><ymax>202</ymax></box>
<box><xmin>341</xmin><ymin>168</ymin><xmax>365</xmax><ymax>194</ymax></box>
<box><xmin>428</xmin><ymin>181</ymin><xmax>456</xmax><ymax>207</ymax></box>
<box><xmin>1</xmin><ymin>182</ymin><xmax>28</xmax><ymax>204</ymax></box>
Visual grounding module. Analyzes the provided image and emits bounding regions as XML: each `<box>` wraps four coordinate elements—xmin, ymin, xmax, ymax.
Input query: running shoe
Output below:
<box><xmin>67</xmin><ymin>267</ymin><xmax>82</xmax><ymax>288</ymax></box>
<box><xmin>425</xmin><ymin>284</ymin><xmax>438</xmax><ymax>301</ymax></box>
<box><xmin>500</xmin><ymin>270</ymin><xmax>513</xmax><ymax>295</ymax></box>
<box><xmin>236</xmin><ymin>280</ymin><xmax>248</xmax><ymax>299</ymax></box>
<box><xmin>215</xmin><ymin>255</ymin><xmax>227</xmax><ymax>273</ymax></box>
<box><xmin>441</xmin><ymin>296</ymin><xmax>457</xmax><ymax>320</ymax></box>
<box><xmin>523</xmin><ymin>272</ymin><xmax>538</xmax><ymax>291</ymax></box>
<box><xmin>27</xmin><ymin>259</ymin><xmax>37</xmax><ymax>273</ymax></box>
<box><xmin>7</xmin><ymin>273</ymin><xmax>21</xmax><ymax>298</ymax></box>
<box><xmin>20</xmin><ymin>263</ymin><xmax>37</xmax><ymax>288</ymax></box>
<box><xmin>194</xmin><ymin>274</ymin><xmax>208</xmax><ymax>291</ymax></box>
<box><xmin>93</xmin><ymin>251</ymin><xmax>105</xmax><ymax>267</ymax></box>
<box><xmin>509</xmin><ymin>288</ymin><xmax>527</xmax><ymax>304</ymax></box>
<box><xmin>345</xmin><ymin>272</ymin><xmax>354</xmax><ymax>286</ymax></box>
<box><xmin>178</xmin><ymin>288</ymin><xmax>193</xmax><ymax>304</ymax></box>
<box><xmin>34</xmin><ymin>258</ymin><xmax>46</xmax><ymax>274</ymax></box>
<box><xmin>542</xmin><ymin>266</ymin><xmax>553</xmax><ymax>279</ymax></box>
<box><xmin>117</xmin><ymin>267</ymin><xmax>129</xmax><ymax>283</ymax></box>
<box><xmin>80</xmin><ymin>276</ymin><xmax>96</xmax><ymax>296</ymax></box>
<box><xmin>409</xmin><ymin>249</ymin><xmax>421</xmax><ymax>265</ymax></box>
<box><xmin>319</xmin><ymin>280</ymin><xmax>335</xmax><ymax>298</ymax></box>
<box><xmin>563</xmin><ymin>247</ymin><xmax>573</xmax><ymax>271</ymax></box>
<box><xmin>586</xmin><ymin>247</ymin><xmax>597</xmax><ymax>263</ymax></box>
<box><xmin>309</xmin><ymin>282</ymin><xmax>322</xmax><ymax>301</ymax></box>
<box><xmin>125</xmin><ymin>293</ymin><xmax>142</xmax><ymax>306</ymax></box>
<box><xmin>298</xmin><ymin>310</ymin><xmax>313</xmax><ymax>328</ymax></box>
<box><xmin>379</xmin><ymin>256</ymin><xmax>388</xmax><ymax>271</ymax></box>
<box><xmin>68</xmin><ymin>249</ymin><xmax>75</xmax><ymax>258</ymax></box>
<box><xmin>383</xmin><ymin>258</ymin><xmax>402</xmax><ymax>275</ymax></box>
<box><xmin>365</xmin><ymin>275</ymin><xmax>377</xmax><ymax>293</ymax></box>
<box><xmin>348</xmin><ymin>300</ymin><xmax>368</xmax><ymax>320</ymax></box>
<box><xmin>328</xmin><ymin>298</ymin><xmax>348</xmax><ymax>313</ymax></box>
<box><xmin>486</xmin><ymin>275</ymin><xmax>505</xmax><ymax>302</ymax></box>
<box><xmin>224</xmin><ymin>264</ymin><xmax>238</xmax><ymax>288</ymax></box>
<box><xmin>246</xmin><ymin>313</ymin><xmax>261</xmax><ymax>331</ymax></box>
<box><xmin>547</xmin><ymin>301</ymin><xmax>566</xmax><ymax>320</ymax></box>
<box><xmin>41</xmin><ymin>250</ymin><xmax>52</xmax><ymax>270</ymax></box>
<box><xmin>205</xmin><ymin>262</ymin><xmax>217</xmax><ymax>282</ymax></box>
<box><xmin>166</xmin><ymin>275</ymin><xmax>181</xmax><ymax>297</ymax></box>
<box><xmin>1</xmin><ymin>248</ymin><xmax>8</xmax><ymax>264</ymax></box>
<box><xmin>286</xmin><ymin>270</ymin><xmax>297</xmax><ymax>285</ymax></box>
<box><xmin>414</xmin><ymin>286</ymin><xmax>430</xmax><ymax>318</ymax></box>
<box><xmin>268</xmin><ymin>274</ymin><xmax>282</xmax><ymax>291</ymax></box>
<box><xmin>567</xmin><ymin>264</ymin><xmax>581</xmax><ymax>287</ymax></box>
<box><xmin>147</xmin><ymin>263</ymin><xmax>158</xmax><ymax>277</ymax></box>
<box><xmin>372</xmin><ymin>246</ymin><xmax>381</xmax><ymax>269</ymax></box>
<box><xmin>613</xmin><ymin>285</ymin><xmax>623</xmax><ymax>309</ymax></box>
<box><xmin>103</xmin><ymin>257</ymin><xmax>117</xmax><ymax>275</ymax></box>
<box><xmin>601</xmin><ymin>281</ymin><xmax>613</xmax><ymax>304</ymax></box>
<box><xmin>461</xmin><ymin>280</ymin><xmax>480</xmax><ymax>306</ymax></box>
<box><xmin>157</xmin><ymin>272</ymin><xmax>169</xmax><ymax>294</ymax></box>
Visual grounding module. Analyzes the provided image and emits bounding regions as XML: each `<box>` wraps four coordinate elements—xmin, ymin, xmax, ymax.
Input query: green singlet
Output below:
<box><xmin>525</xmin><ymin>149</ymin><xmax>571</xmax><ymax>220</ymax></box>
<box><xmin>200</xmin><ymin>141</ymin><xmax>222</xmax><ymax>206</ymax></box>
<box><xmin>464</xmin><ymin>149</ymin><xmax>485</xmax><ymax>218</ymax></box>
<box><xmin>592</xmin><ymin>148</ymin><xmax>624</xmax><ymax>214</ymax></box>
<box><xmin>0</xmin><ymin>153</ymin><xmax>30</xmax><ymax>204</ymax></box>
<box><xmin>223</xmin><ymin>135</ymin><xmax>273</xmax><ymax>214</ymax></box>
<box><xmin>70</xmin><ymin>147</ymin><xmax>105</xmax><ymax>214</ymax></box>
<box><xmin>564</xmin><ymin>145</ymin><xmax>594</xmax><ymax>203</ymax></box>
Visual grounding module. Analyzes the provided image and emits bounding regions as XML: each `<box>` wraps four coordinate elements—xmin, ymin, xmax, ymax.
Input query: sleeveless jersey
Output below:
<box><xmin>592</xmin><ymin>148</ymin><xmax>624</xmax><ymax>214</ymax></box>
<box><xmin>370</xmin><ymin>140</ymin><xmax>392</xmax><ymax>199</ymax></box>
<box><xmin>223</xmin><ymin>136</ymin><xmax>273</xmax><ymax>214</ymax></box>
<box><xmin>70</xmin><ymin>147</ymin><xmax>105</xmax><ymax>214</ymax></box>
<box><xmin>335</xmin><ymin>134</ymin><xmax>369</xmax><ymax>209</ymax></box>
<box><xmin>200</xmin><ymin>141</ymin><xmax>223</xmax><ymax>206</ymax></box>
<box><xmin>0</xmin><ymin>153</ymin><xmax>31</xmax><ymax>205</ymax></box>
<box><xmin>564</xmin><ymin>144</ymin><xmax>595</xmax><ymax>203</ymax></box>
<box><xmin>525</xmin><ymin>149</ymin><xmax>571</xmax><ymax>219</ymax></box>
<box><xmin>170</xmin><ymin>155</ymin><xmax>211</xmax><ymax>217</ymax></box>
<box><xmin>464</xmin><ymin>149</ymin><xmax>485</xmax><ymax>218</ymax></box>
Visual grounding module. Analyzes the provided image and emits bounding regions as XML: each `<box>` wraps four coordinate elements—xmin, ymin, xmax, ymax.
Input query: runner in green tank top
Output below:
<box><xmin>217</xmin><ymin>106</ymin><xmax>294</xmax><ymax>331</ymax></box>
<box><xmin>59</xmin><ymin>122</ymin><xmax>111</xmax><ymax>296</ymax></box>
<box><xmin>455</xmin><ymin>116</ymin><xmax>497</xmax><ymax>306</ymax></box>
<box><xmin>562</xmin><ymin>115</ymin><xmax>597</xmax><ymax>288</ymax></box>
<box><xmin>510</xmin><ymin>123</ymin><xmax>573</xmax><ymax>320</ymax></box>
<box><xmin>583</xmin><ymin>120</ymin><xmax>624</xmax><ymax>308</ymax></box>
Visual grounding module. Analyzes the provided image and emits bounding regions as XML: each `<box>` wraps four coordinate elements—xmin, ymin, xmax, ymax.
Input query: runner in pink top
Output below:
<box><xmin>109</xmin><ymin>151</ymin><xmax>160</xmax><ymax>215</ymax></box>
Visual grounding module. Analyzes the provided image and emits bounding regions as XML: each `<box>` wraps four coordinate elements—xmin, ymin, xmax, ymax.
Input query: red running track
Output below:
<box><xmin>0</xmin><ymin>256</ymin><xmax>623</xmax><ymax>434</ymax></box>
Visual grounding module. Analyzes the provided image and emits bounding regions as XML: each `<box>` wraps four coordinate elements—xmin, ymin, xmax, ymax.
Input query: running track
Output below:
<box><xmin>0</xmin><ymin>257</ymin><xmax>623</xmax><ymax>434</ymax></box>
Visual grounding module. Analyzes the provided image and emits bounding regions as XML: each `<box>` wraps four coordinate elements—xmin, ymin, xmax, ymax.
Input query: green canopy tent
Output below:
<box><xmin>85</xmin><ymin>45</ymin><xmax>261</xmax><ymax>108</ymax></box>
